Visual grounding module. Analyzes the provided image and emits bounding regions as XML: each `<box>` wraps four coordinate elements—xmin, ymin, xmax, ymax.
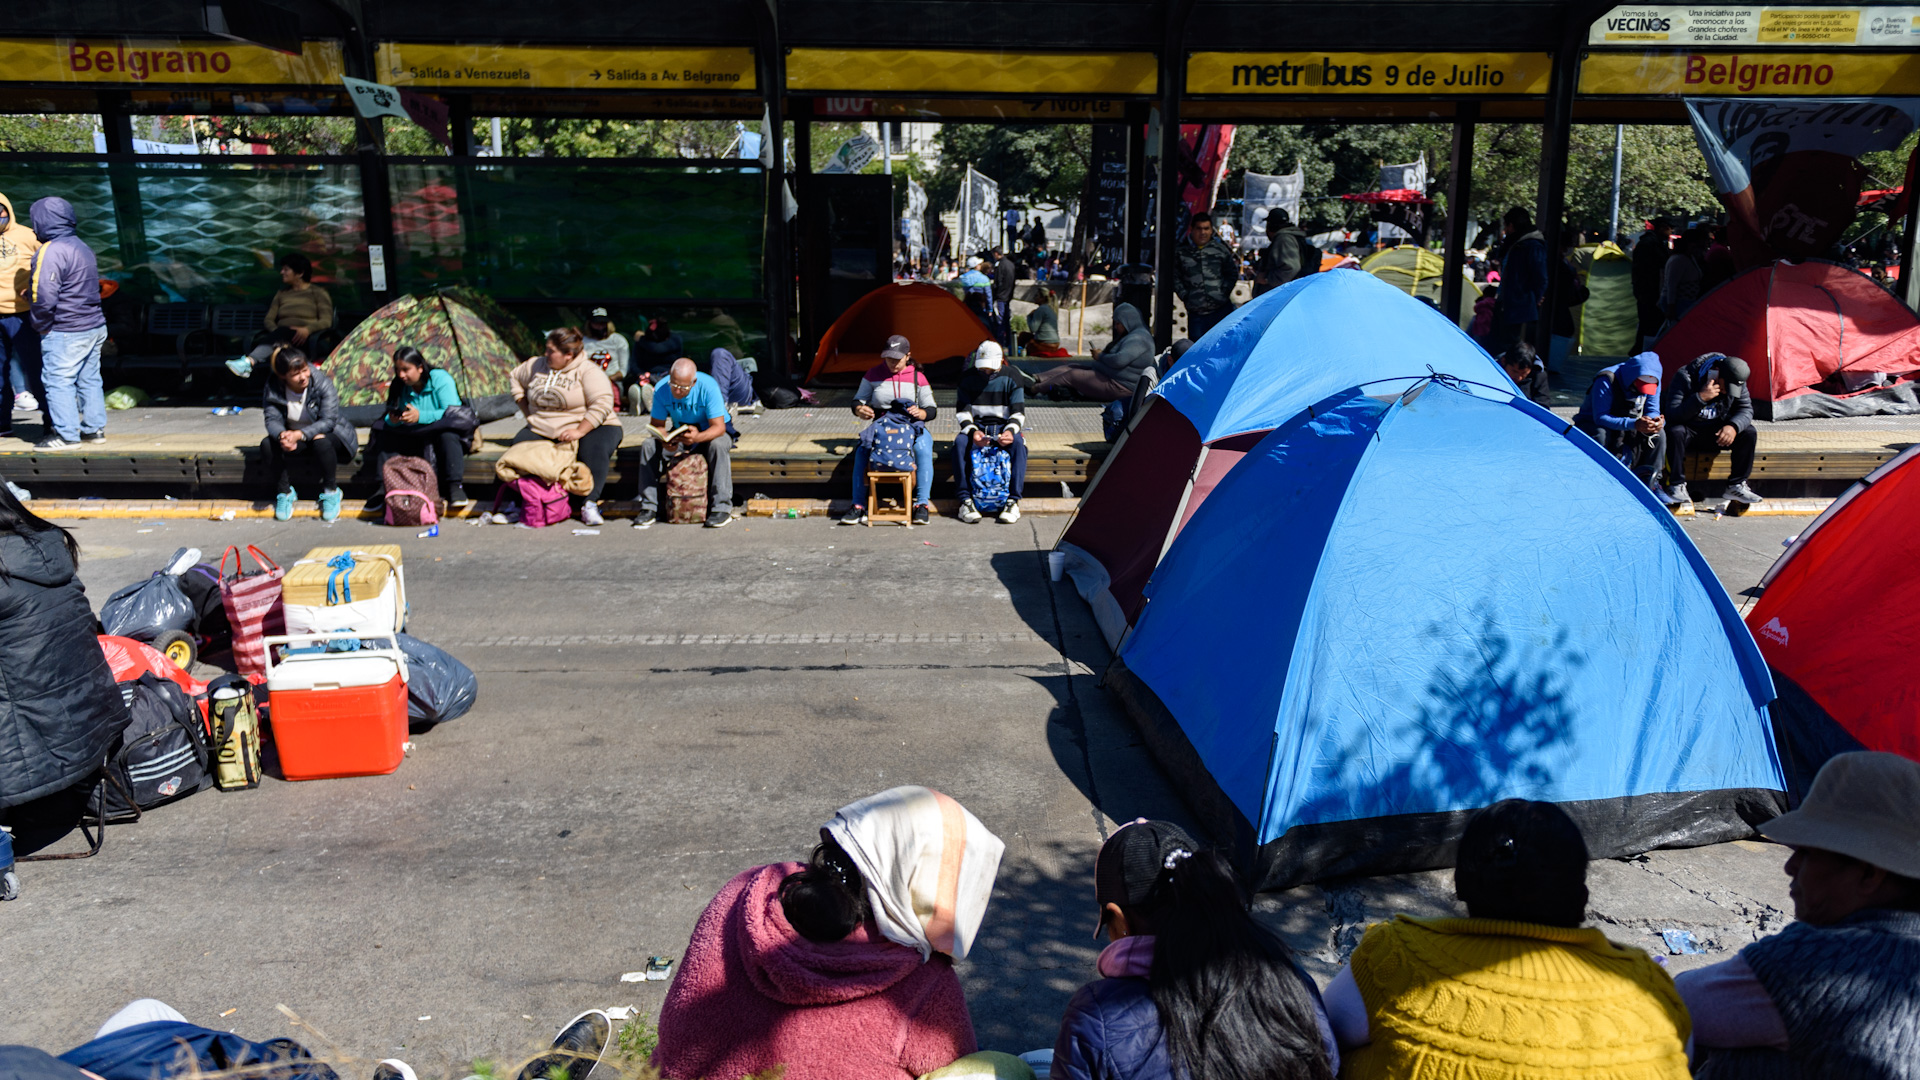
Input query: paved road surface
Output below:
<box><xmin>0</xmin><ymin>509</ymin><xmax>1805</xmax><ymax>1072</ymax></box>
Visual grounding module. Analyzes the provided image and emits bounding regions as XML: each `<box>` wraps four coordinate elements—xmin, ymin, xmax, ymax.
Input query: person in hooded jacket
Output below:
<box><xmin>1488</xmin><ymin>207</ymin><xmax>1547</xmax><ymax>353</ymax></box>
<box><xmin>1573</xmin><ymin>352</ymin><xmax>1666</xmax><ymax>493</ymax></box>
<box><xmin>25</xmin><ymin>197</ymin><xmax>107</xmax><ymax>451</ymax></box>
<box><xmin>0</xmin><ymin>479</ymin><xmax>130</xmax><ymax>896</ymax></box>
<box><xmin>653</xmin><ymin>786</ymin><xmax>1004</xmax><ymax>1080</ymax></box>
<box><xmin>260</xmin><ymin>347</ymin><xmax>355</xmax><ymax>522</ymax></box>
<box><xmin>1052</xmin><ymin>820</ymin><xmax>1336</xmax><ymax>1080</ymax></box>
<box><xmin>1030</xmin><ymin>302</ymin><xmax>1155</xmax><ymax>402</ymax></box>
<box><xmin>1662</xmin><ymin>352</ymin><xmax>1761</xmax><ymax>509</ymax></box>
<box><xmin>0</xmin><ymin>191</ymin><xmax>43</xmax><ymax>436</ymax></box>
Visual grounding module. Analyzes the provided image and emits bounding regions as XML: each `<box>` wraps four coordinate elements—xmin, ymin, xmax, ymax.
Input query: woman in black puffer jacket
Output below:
<box><xmin>0</xmin><ymin>480</ymin><xmax>128</xmax><ymax>817</ymax></box>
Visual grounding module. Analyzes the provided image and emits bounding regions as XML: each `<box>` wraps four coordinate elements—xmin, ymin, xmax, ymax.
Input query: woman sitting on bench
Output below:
<box><xmin>260</xmin><ymin>346</ymin><xmax>355</xmax><ymax>522</ymax></box>
<box><xmin>365</xmin><ymin>346</ymin><xmax>471</xmax><ymax>512</ymax></box>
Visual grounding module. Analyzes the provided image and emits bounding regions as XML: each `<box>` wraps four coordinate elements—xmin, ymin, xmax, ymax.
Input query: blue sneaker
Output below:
<box><xmin>274</xmin><ymin>491</ymin><xmax>295</xmax><ymax>521</ymax></box>
<box><xmin>318</xmin><ymin>488</ymin><xmax>342</xmax><ymax>523</ymax></box>
<box><xmin>226</xmin><ymin>357</ymin><xmax>254</xmax><ymax>378</ymax></box>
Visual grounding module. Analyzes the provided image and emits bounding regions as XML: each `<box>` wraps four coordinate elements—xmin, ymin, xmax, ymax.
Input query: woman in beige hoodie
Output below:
<box><xmin>0</xmin><ymin>191</ymin><xmax>43</xmax><ymax>431</ymax></box>
<box><xmin>498</xmin><ymin>326</ymin><xmax>622</xmax><ymax>525</ymax></box>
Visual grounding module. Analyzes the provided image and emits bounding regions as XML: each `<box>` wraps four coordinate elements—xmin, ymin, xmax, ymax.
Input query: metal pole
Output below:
<box><xmin>1440</xmin><ymin>101</ymin><xmax>1478</xmax><ymax>328</ymax></box>
<box><xmin>752</xmin><ymin>0</ymin><xmax>789</xmax><ymax>379</ymax></box>
<box><xmin>490</xmin><ymin>117</ymin><xmax>502</xmax><ymax>157</ymax></box>
<box><xmin>881</xmin><ymin>122</ymin><xmax>891</xmax><ymax>176</ymax></box>
<box><xmin>1609</xmin><ymin>124</ymin><xmax>1625</xmax><ymax>243</ymax></box>
<box><xmin>1534</xmin><ymin>14</ymin><xmax>1590</xmax><ymax>361</ymax></box>
<box><xmin>1152</xmin><ymin>0</ymin><xmax>1199</xmax><ymax>350</ymax></box>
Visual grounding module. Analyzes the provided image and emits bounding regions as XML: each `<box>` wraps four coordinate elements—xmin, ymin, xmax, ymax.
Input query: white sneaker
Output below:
<box><xmin>997</xmin><ymin>500</ymin><xmax>1022</xmax><ymax>524</ymax></box>
<box><xmin>1654</xmin><ymin>482</ymin><xmax>1685</xmax><ymax>507</ymax></box>
<box><xmin>13</xmin><ymin>392</ymin><xmax>37</xmax><ymax>413</ymax></box>
<box><xmin>957</xmin><ymin>499</ymin><xmax>982</xmax><ymax>524</ymax></box>
<box><xmin>579</xmin><ymin>501</ymin><xmax>604</xmax><ymax>526</ymax></box>
<box><xmin>1724</xmin><ymin>480</ymin><xmax>1762</xmax><ymax>505</ymax></box>
<box><xmin>1665</xmin><ymin>481</ymin><xmax>1693</xmax><ymax>507</ymax></box>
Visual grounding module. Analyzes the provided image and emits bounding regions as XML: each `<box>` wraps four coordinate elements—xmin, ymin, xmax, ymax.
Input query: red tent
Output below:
<box><xmin>1653</xmin><ymin>259</ymin><xmax>1920</xmax><ymax>419</ymax></box>
<box><xmin>807</xmin><ymin>282</ymin><xmax>993</xmax><ymax>383</ymax></box>
<box><xmin>1747</xmin><ymin>444</ymin><xmax>1920</xmax><ymax>793</ymax></box>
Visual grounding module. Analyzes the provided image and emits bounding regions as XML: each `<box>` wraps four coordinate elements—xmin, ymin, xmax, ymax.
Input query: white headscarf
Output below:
<box><xmin>823</xmin><ymin>786</ymin><xmax>1005</xmax><ymax>962</ymax></box>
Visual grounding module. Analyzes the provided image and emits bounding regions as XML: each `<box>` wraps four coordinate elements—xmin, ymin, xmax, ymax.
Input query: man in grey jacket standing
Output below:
<box><xmin>26</xmin><ymin>197</ymin><xmax>106</xmax><ymax>450</ymax></box>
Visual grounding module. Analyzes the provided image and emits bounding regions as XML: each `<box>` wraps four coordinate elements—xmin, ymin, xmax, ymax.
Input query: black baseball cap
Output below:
<box><xmin>1092</xmin><ymin>818</ymin><xmax>1197</xmax><ymax>935</ymax></box>
<box><xmin>880</xmin><ymin>334</ymin><xmax>911</xmax><ymax>360</ymax></box>
<box><xmin>1713</xmin><ymin>355</ymin><xmax>1751</xmax><ymax>385</ymax></box>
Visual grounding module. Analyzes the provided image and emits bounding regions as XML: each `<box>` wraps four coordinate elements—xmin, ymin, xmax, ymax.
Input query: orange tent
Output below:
<box><xmin>808</xmin><ymin>282</ymin><xmax>995</xmax><ymax>383</ymax></box>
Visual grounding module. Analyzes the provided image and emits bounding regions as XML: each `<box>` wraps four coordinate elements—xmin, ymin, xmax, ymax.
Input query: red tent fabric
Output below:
<box><xmin>1653</xmin><ymin>260</ymin><xmax>1920</xmax><ymax>419</ymax></box>
<box><xmin>807</xmin><ymin>282</ymin><xmax>993</xmax><ymax>382</ymax></box>
<box><xmin>1747</xmin><ymin>445</ymin><xmax>1920</xmax><ymax>790</ymax></box>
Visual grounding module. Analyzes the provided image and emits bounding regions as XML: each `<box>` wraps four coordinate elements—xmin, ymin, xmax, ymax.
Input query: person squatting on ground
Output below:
<box><xmin>366</xmin><ymin>346</ymin><xmax>469</xmax><ymax>512</ymax></box>
<box><xmin>1324</xmin><ymin>800</ymin><xmax>1691</xmax><ymax>1079</ymax></box>
<box><xmin>233</xmin><ymin>253</ymin><xmax>333</xmax><ymax>375</ymax></box>
<box><xmin>260</xmin><ymin>347</ymin><xmax>355</xmax><ymax>523</ymax></box>
<box><xmin>0</xmin><ymin>190</ymin><xmax>43</xmax><ymax>434</ymax></box>
<box><xmin>1500</xmin><ymin>341</ymin><xmax>1551</xmax><ymax>407</ymax></box>
<box><xmin>953</xmin><ymin>340</ymin><xmax>1027</xmax><ymax>525</ymax></box>
<box><xmin>1676</xmin><ymin>751</ymin><xmax>1920</xmax><ymax>1079</ymax></box>
<box><xmin>1052</xmin><ymin>819</ymin><xmax>1337</xmax><ymax>1080</ymax></box>
<box><xmin>1573</xmin><ymin>352</ymin><xmax>1666</xmax><ymax>491</ymax></box>
<box><xmin>632</xmin><ymin>356</ymin><xmax>735</xmax><ymax>529</ymax></box>
<box><xmin>1662</xmin><ymin>352</ymin><xmax>1761</xmax><ymax>508</ymax></box>
<box><xmin>651</xmin><ymin>785</ymin><xmax>1004</xmax><ymax>1080</ymax></box>
<box><xmin>1175</xmin><ymin>212</ymin><xmax>1238</xmax><ymax>342</ymax></box>
<box><xmin>1029</xmin><ymin>302</ymin><xmax>1155</xmax><ymax>404</ymax></box>
<box><xmin>26</xmin><ymin>197</ymin><xmax>106</xmax><ymax>451</ymax></box>
<box><xmin>0</xmin><ymin>481</ymin><xmax>126</xmax><ymax>903</ymax></box>
<box><xmin>842</xmin><ymin>334</ymin><xmax>937</xmax><ymax>526</ymax></box>
<box><xmin>505</xmin><ymin>327</ymin><xmax>622</xmax><ymax>527</ymax></box>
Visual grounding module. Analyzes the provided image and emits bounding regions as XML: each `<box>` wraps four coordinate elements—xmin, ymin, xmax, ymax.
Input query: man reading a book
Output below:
<box><xmin>634</xmin><ymin>357</ymin><xmax>735</xmax><ymax>529</ymax></box>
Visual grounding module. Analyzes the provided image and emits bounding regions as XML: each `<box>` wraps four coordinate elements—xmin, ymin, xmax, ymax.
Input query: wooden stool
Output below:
<box><xmin>866</xmin><ymin>470</ymin><xmax>915</xmax><ymax>527</ymax></box>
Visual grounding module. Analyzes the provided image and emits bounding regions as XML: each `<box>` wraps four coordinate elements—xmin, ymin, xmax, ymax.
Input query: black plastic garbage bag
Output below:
<box><xmin>396</xmin><ymin>633</ymin><xmax>477</xmax><ymax>725</ymax></box>
<box><xmin>99</xmin><ymin>570</ymin><xmax>195</xmax><ymax>641</ymax></box>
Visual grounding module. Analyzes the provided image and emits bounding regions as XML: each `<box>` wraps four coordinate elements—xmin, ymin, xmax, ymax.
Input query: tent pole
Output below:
<box><xmin>1159</xmin><ymin>446</ymin><xmax>1209</xmax><ymax>564</ymax></box>
<box><xmin>1440</xmin><ymin>102</ymin><xmax>1477</xmax><ymax>326</ymax></box>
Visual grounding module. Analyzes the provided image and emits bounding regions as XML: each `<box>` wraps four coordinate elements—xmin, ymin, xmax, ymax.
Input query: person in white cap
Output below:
<box><xmin>580</xmin><ymin>307</ymin><xmax>630</xmax><ymax>404</ymax></box>
<box><xmin>1675</xmin><ymin>751</ymin><xmax>1920</xmax><ymax>1078</ymax></box>
<box><xmin>952</xmin><ymin>340</ymin><xmax>1026</xmax><ymax>524</ymax></box>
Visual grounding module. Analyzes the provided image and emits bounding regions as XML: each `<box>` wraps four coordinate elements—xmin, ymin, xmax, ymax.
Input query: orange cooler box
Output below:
<box><xmin>264</xmin><ymin>633</ymin><xmax>409</xmax><ymax>780</ymax></box>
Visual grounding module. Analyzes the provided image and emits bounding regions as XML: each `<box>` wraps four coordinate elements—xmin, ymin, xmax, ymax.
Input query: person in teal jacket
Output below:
<box><xmin>366</xmin><ymin>346</ymin><xmax>472</xmax><ymax>510</ymax></box>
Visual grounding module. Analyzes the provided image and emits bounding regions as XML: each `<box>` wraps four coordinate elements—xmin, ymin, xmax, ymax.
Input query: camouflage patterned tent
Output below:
<box><xmin>328</xmin><ymin>292</ymin><xmax>526</xmax><ymax>421</ymax></box>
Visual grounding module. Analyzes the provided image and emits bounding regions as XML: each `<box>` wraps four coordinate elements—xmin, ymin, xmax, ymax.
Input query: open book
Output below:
<box><xmin>646</xmin><ymin>423</ymin><xmax>697</xmax><ymax>444</ymax></box>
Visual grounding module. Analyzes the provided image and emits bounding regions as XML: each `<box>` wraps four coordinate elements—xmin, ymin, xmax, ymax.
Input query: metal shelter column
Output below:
<box><xmin>1152</xmin><ymin>0</ymin><xmax>1198</xmax><ymax>351</ymax></box>
<box><xmin>324</xmin><ymin>0</ymin><xmax>396</xmax><ymax>305</ymax></box>
<box><xmin>1536</xmin><ymin>4</ymin><xmax>1604</xmax><ymax>353</ymax></box>
<box><xmin>1440</xmin><ymin>101</ymin><xmax>1479</xmax><ymax>326</ymax></box>
<box><xmin>754</xmin><ymin>0</ymin><xmax>790</xmax><ymax>378</ymax></box>
<box><xmin>1124</xmin><ymin>101</ymin><xmax>1148</xmax><ymax>266</ymax></box>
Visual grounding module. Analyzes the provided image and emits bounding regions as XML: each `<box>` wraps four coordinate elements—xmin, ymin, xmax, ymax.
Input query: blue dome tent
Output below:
<box><xmin>1108</xmin><ymin>379</ymin><xmax>1787</xmax><ymax>889</ymax></box>
<box><xmin>1058</xmin><ymin>270</ymin><xmax>1513</xmax><ymax>650</ymax></box>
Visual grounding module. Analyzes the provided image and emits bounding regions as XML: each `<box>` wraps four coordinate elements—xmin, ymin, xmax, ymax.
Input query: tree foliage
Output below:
<box><xmin>927</xmin><ymin>124</ymin><xmax>1091</xmax><ymax>212</ymax></box>
<box><xmin>0</xmin><ymin>114</ymin><xmax>96</xmax><ymax>152</ymax></box>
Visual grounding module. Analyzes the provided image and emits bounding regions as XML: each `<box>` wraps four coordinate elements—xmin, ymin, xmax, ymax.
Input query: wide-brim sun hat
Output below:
<box><xmin>1759</xmin><ymin>751</ymin><xmax>1920</xmax><ymax>879</ymax></box>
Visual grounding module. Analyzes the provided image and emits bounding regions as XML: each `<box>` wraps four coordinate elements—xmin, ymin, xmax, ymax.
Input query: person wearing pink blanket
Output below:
<box><xmin>652</xmin><ymin>786</ymin><xmax>1005</xmax><ymax>1080</ymax></box>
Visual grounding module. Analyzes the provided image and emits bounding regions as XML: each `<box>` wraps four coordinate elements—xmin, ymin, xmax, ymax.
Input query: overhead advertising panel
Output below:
<box><xmin>1580</xmin><ymin>50</ymin><xmax>1920</xmax><ymax>94</ymax></box>
<box><xmin>376</xmin><ymin>43</ymin><xmax>756</xmax><ymax>91</ymax></box>
<box><xmin>786</xmin><ymin>49</ymin><xmax>1157</xmax><ymax>95</ymax></box>
<box><xmin>0</xmin><ymin>38</ymin><xmax>344</xmax><ymax>85</ymax></box>
<box><xmin>1590</xmin><ymin>6</ymin><xmax>1920</xmax><ymax>46</ymax></box>
<box><xmin>1187</xmin><ymin>52</ymin><xmax>1552</xmax><ymax>95</ymax></box>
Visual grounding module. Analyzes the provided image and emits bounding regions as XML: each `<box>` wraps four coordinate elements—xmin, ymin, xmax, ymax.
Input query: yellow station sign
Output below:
<box><xmin>786</xmin><ymin>49</ymin><xmax>1158</xmax><ymax>96</ymax></box>
<box><xmin>376</xmin><ymin>43</ymin><xmax>756</xmax><ymax>92</ymax></box>
<box><xmin>1187</xmin><ymin>52</ymin><xmax>1553</xmax><ymax>95</ymax></box>
<box><xmin>0</xmin><ymin>37</ymin><xmax>343</xmax><ymax>85</ymax></box>
<box><xmin>1580</xmin><ymin>50</ymin><xmax>1920</xmax><ymax>94</ymax></box>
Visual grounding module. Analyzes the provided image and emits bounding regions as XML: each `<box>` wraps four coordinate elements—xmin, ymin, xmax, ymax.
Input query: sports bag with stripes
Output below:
<box><xmin>90</xmin><ymin>672</ymin><xmax>213</xmax><ymax>822</ymax></box>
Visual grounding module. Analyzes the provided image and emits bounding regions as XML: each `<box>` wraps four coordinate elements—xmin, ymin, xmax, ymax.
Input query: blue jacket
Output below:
<box><xmin>1574</xmin><ymin>352</ymin><xmax>1663</xmax><ymax>435</ymax></box>
<box><xmin>1494</xmin><ymin>229</ymin><xmax>1548</xmax><ymax>324</ymax></box>
<box><xmin>62</xmin><ymin>1022</ymin><xmax>337</xmax><ymax>1080</ymax></box>
<box><xmin>27</xmin><ymin>197</ymin><xmax>104</xmax><ymax>335</ymax></box>
<box><xmin>707</xmin><ymin>347</ymin><xmax>756</xmax><ymax>408</ymax></box>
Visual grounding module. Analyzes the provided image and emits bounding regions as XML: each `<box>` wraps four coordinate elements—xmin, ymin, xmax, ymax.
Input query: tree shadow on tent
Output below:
<box><xmin>1290</xmin><ymin>610</ymin><xmax>1584</xmax><ymax>850</ymax></box>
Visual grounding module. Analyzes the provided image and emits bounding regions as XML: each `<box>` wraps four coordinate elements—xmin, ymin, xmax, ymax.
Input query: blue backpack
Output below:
<box><xmin>970</xmin><ymin>444</ymin><xmax>1012</xmax><ymax>512</ymax></box>
<box><xmin>868</xmin><ymin>416</ymin><xmax>920</xmax><ymax>473</ymax></box>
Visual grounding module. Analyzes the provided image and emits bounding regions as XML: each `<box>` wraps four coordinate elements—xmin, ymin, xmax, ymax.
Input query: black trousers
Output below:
<box><xmin>373</xmin><ymin>425</ymin><xmax>467</xmax><ymax>492</ymax></box>
<box><xmin>509</xmin><ymin>424</ymin><xmax>623</xmax><ymax>502</ymax></box>
<box><xmin>261</xmin><ymin>430</ymin><xmax>348</xmax><ymax>493</ymax></box>
<box><xmin>1666</xmin><ymin>423</ymin><xmax>1758</xmax><ymax>485</ymax></box>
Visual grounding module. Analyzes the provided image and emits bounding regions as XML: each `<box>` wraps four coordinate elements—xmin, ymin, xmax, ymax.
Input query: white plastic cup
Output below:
<box><xmin>1048</xmin><ymin>550</ymin><xmax>1065</xmax><ymax>582</ymax></box>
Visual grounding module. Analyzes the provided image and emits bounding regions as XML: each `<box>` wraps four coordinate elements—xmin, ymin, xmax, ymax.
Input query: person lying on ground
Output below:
<box><xmin>633</xmin><ymin>357</ymin><xmax>734</xmax><ymax>530</ymax></box>
<box><xmin>705</xmin><ymin>347</ymin><xmax>757</xmax><ymax>411</ymax></box>
<box><xmin>1500</xmin><ymin>341</ymin><xmax>1551</xmax><ymax>407</ymax></box>
<box><xmin>260</xmin><ymin>347</ymin><xmax>354</xmax><ymax>523</ymax></box>
<box><xmin>842</xmin><ymin>335</ymin><xmax>937</xmax><ymax>526</ymax></box>
<box><xmin>1676</xmin><ymin>751</ymin><xmax>1920</xmax><ymax>1080</ymax></box>
<box><xmin>954</xmin><ymin>340</ymin><xmax>1026</xmax><ymax>525</ymax></box>
<box><xmin>34</xmin><ymin>999</ymin><xmax>609</xmax><ymax>1080</ymax></box>
<box><xmin>1572</xmin><ymin>353</ymin><xmax>1666</xmax><ymax>493</ymax></box>
<box><xmin>502</xmin><ymin>327</ymin><xmax>621</xmax><ymax>527</ymax></box>
<box><xmin>652</xmin><ymin>785</ymin><xmax>1004</xmax><ymax>1080</ymax></box>
<box><xmin>1052</xmin><ymin>819</ymin><xmax>1336</xmax><ymax>1080</ymax></box>
<box><xmin>366</xmin><ymin>346</ymin><xmax>470</xmax><ymax>513</ymax></box>
<box><xmin>1322</xmin><ymin>799</ymin><xmax>1690</xmax><ymax>1079</ymax></box>
<box><xmin>1661</xmin><ymin>352</ymin><xmax>1760</xmax><ymax>509</ymax></box>
<box><xmin>232</xmin><ymin>253</ymin><xmax>334</xmax><ymax>377</ymax></box>
<box><xmin>1029</xmin><ymin>302</ymin><xmax>1155</xmax><ymax>403</ymax></box>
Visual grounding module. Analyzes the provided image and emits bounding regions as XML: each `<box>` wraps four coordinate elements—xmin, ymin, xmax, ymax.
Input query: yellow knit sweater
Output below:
<box><xmin>1342</xmin><ymin>916</ymin><xmax>1690</xmax><ymax>1080</ymax></box>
